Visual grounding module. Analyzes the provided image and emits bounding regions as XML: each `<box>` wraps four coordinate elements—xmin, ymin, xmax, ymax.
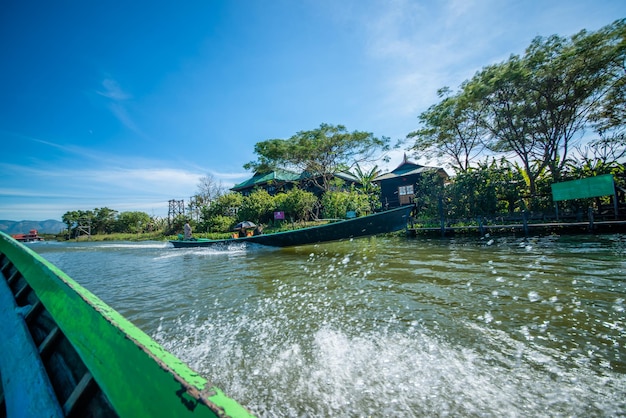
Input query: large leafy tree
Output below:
<box><xmin>245</xmin><ymin>123</ymin><xmax>390</xmax><ymax>192</ymax></box>
<box><xmin>588</xmin><ymin>19</ymin><xmax>626</xmax><ymax>137</ymax></box>
<box><xmin>92</xmin><ymin>207</ymin><xmax>118</xmax><ymax>234</ymax></box>
<box><xmin>466</xmin><ymin>57</ymin><xmax>543</xmax><ymax>196</ymax></box>
<box><xmin>114</xmin><ymin>211</ymin><xmax>151</xmax><ymax>233</ymax></box>
<box><xmin>408</xmin><ymin>87</ymin><xmax>487</xmax><ymax>172</ymax></box>
<box><xmin>61</xmin><ymin>209</ymin><xmax>94</xmax><ymax>236</ymax></box>
<box><xmin>465</xmin><ymin>20</ymin><xmax>626</xmax><ymax>201</ymax></box>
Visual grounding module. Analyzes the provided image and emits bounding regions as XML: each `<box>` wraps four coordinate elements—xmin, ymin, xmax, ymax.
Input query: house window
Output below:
<box><xmin>398</xmin><ymin>185</ymin><xmax>414</xmax><ymax>204</ymax></box>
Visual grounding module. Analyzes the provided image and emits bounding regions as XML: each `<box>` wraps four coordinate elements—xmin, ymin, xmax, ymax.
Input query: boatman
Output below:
<box><xmin>184</xmin><ymin>221</ymin><xmax>192</xmax><ymax>240</ymax></box>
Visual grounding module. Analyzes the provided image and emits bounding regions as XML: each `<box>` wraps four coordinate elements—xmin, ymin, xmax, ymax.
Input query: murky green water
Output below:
<box><xmin>33</xmin><ymin>234</ymin><xmax>626</xmax><ymax>417</ymax></box>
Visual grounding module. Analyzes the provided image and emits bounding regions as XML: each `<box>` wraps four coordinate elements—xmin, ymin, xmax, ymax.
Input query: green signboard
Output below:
<box><xmin>551</xmin><ymin>174</ymin><xmax>615</xmax><ymax>202</ymax></box>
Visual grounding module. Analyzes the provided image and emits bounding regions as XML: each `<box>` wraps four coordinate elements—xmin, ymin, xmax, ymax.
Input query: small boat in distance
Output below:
<box><xmin>0</xmin><ymin>232</ymin><xmax>254</xmax><ymax>417</ymax></box>
<box><xmin>11</xmin><ymin>229</ymin><xmax>44</xmax><ymax>242</ymax></box>
<box><xmin>170</xmin><ymin>205</ymin><xmax>414</xmax><ymax>248</ymax></box>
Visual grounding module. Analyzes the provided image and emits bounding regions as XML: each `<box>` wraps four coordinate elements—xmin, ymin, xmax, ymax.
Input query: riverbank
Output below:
<box><xmin>410</xmin><ymin>219</ymin><xmax>626</xmax><ymax>237</ymax></box>
<box><xmin>55</xmin><ymin>231</ymin><xmax>170</xmax><ymax>242</ymax></box>
<box><xmin>55</xmin><ymin>222</ymin><xmax>626</xmax><ymax>243</ymax></box>
<box><xmin>55</xmin><ymin>219</ymin><xmax>339</xmax><ymax>242</ymax></box>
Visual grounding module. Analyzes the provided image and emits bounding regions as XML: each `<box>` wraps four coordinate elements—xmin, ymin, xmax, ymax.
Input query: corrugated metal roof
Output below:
<box><xmin>232</xmin><ymin>169</ymin><xmax>301</xmax><ymax>190</ymax></box>
<box><xmin>374</xmin><ymin>157</ymin><xmax>447</xmax><ymax>181</ymax></box>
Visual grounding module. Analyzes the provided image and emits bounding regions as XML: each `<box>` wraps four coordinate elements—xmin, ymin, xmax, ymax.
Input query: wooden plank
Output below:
<box><xmin>1</xmin><ymin>231</ymin><xmax>255</xmax><ymax>418</ymax></box>
<box><xmin>38</xmin><ymin>325</ymin><xmax>61</xmax><ymax>359</ymax></box>
<box><xmin>0</xmin><ymin>273</ymin><xmax>64</xmax><ymax>418</ymax></box>
<box><xmin>63</xmin><ymin>371</ymin><xmax>94</xmax><ymax>416</ymax></box>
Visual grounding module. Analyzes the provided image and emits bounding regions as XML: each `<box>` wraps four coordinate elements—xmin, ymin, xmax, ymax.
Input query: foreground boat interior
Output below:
<box><xmin>0</xmin><ymin>232</ymin><xmax>253</xmax><ymax>418</ymax></box>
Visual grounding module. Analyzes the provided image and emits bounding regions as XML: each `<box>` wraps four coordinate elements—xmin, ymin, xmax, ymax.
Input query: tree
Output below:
<box><xmin>587</xmin><ymin>20</ymin><xmax>626</xmax><ymax>136</ymax></box>
<box><xmin>408</xmin><ymin>87</ymin><xmax>487</xmax><ymax>172</ymax></box>
<box><xmin>320</xmin><ymin>189</ymin><xmax>370</xmax><ymax>219</ymax></box>
<box><xmin>275</xmin><ymin>187</ymin><xmax>318</xmax><ymax>221</ymax></box>
<box><xmin>466</xmin><ymin>56</ymin><xmax>544</xmax><ymax>200</ymax></box>
<box><xmin>245</xmin><ymin>123</ymin><xmax>390</xmax><ymax>192</ymax></box>
<box><xmin>238</xmin><ymin>189</ymin><xmax>275</xmax><ymax>224</ymax></box>
<box><xmin>188</xmin><ymin>174</ymin><xmax>228</xmax><ymax>223</ymax></box>
<box><xmin>62</xmin><ymin>210</ymin><xmax>80</xmax><ymax>233</ymax></box>
<box><xmin>92</xmin><ymin>207</ymin><xmax>118</xmax><ymax>234</ymax></box>
<box><xmin>196</xmin><ymin>174</ymin><xmax>226</xmax><ymax>204</ymax></box>
<box><xmin>61</xmin><ymin>209</ymin><xmax>94</xmax><ymax>237</ymax></box>
<box><xmin>199</xmin><ymin>192</ymin><xmax>243</xmax><ymax>232</ymax></box>
<box><xmin>353</xmin><ymin>164</ymin><xmax>382</xmax><ymax>211</ymax></box>
<box><xmin>465</xmin><ymin>20</ymin><xmax>626</xmax><ymax>203</ymax></box>
<box><xmin>114</xmin><ymin>211</ymin><xmax>151</xmax><ymax>233</ymax></box>
<box><xmin>413</xmin><ymin>170</ymin><xmax>446</xmax><ymax>219</ymax></box>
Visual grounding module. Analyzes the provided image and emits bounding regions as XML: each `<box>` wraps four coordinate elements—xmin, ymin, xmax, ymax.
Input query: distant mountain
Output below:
<box><xmin>0</xmin><ymin>220</ymin><xmax>66</xmax><ymax>235</ymax></box>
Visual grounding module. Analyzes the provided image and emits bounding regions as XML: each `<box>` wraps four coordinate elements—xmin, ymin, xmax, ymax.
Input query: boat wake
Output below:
<box><xmin>155</xmin><ymin>310</ymin><xmax>626</xmax><ymax>417</ymax></box>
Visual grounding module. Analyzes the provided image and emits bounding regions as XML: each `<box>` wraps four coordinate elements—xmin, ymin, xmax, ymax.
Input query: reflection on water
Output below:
<box><xmin>35</xmin><ymin>234</ymin><xmax>626</xmax><ymax>416</ymax></box>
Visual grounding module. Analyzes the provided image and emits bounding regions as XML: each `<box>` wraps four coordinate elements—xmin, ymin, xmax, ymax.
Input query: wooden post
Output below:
<box><xmin>554</xmin><ymin>202</ymin><xmax>559</xmax><ymax>221</ymax></box>
<box><xmin>439</xmin><ymin>195</ymin><xmax>445</xmax><ymax>237</ymax></box>
<box><xmin>522</xmin><ymin>210</ymin><xmax>529</xmax><ymax>236</ymax></box>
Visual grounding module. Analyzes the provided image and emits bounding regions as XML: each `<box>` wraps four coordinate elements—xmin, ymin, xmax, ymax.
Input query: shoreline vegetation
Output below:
<box><xmin>53</xmin><ymin>219</ymin><xmax>338</xmax><ymax>242</ymax></box>
<box><xmin>49</xmin><ymin>215</ymin><xmax>626</xmax><ymax>243</ymax></box>
<box><xmin>52</xmin><ymin>20</ymin><xmax>624</xmax><ymax>242</ymax></box>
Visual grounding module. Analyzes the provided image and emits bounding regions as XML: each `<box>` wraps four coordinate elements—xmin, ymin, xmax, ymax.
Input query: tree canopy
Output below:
<box><xmin>409</xmin><ymin>18</ymin><xmax>626</xmax><ymax>206</ymax></box>
<box><xmin>245</xmin><ymin>123</ymin><xmax>390</xmax><ymax>192</ymax></box>
<box><xmin>408</xmin><ymin>87</ymin><xmax>487</xmax><ymax>172</ymax></box>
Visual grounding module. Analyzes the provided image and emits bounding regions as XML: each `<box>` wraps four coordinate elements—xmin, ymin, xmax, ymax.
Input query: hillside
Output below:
<box><xmin>0</xmin><ymin>220</ymin><xmax>66</xmax><ymax>235</ymax></box>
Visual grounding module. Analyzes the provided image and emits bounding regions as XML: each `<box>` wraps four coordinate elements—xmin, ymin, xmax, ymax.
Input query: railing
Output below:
<box><xmin>409</xmin><ymin>206</ymin><xmax>626</xmax><ymax>237</ymax></box>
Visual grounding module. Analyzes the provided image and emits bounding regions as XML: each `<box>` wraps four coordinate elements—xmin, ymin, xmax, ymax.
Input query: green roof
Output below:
<box><xmin>374</xmin><ymin>161</ymin><xmax>446</xmax><ymax>182</ymax></box>
<box><xmin>232</xmin><ymin>169</ymin><xmax>301</xmax><ymax>191</ymax></box>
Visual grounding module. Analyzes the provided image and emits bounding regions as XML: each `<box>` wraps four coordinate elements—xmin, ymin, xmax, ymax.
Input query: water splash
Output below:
<box><xmin>34</xmin><ymin>235</ymin><xmax>626</xmax><ymax>417</ymax></box>
<box><xmin>152</xmin><ymin>237</ymin><xmax>626</xmax><ymax>417</ymax></box>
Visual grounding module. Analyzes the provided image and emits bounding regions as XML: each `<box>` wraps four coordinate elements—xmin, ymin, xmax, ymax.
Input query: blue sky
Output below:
<box><xmin>1</xmin><ymin>0</ymin><xmax>624</xmax><ymax>221</ymax></box>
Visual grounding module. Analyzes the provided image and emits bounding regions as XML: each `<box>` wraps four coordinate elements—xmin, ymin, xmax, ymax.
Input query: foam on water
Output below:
<box><xmin>152</xmin><ymin>238</ymin><xmax>626</xmax><ymax>417</ymax></box>
<box><xmin>153</xmin><ymin>243</ymin><xmax>250</xmax><ymax>260</ymax></box>
<box><xmin>156</xmin><ymin>307</ymin><xmax>626</xmax><ymax>417</ymax></box>
<box><xmin>33</xmin><ymin>235</ymin><xmax>626</xmax><ymax>417</ymax></box>
<box><xmin>96</xmin><ymin>242</ymin><xmax>171</xmax><ymax>249</ymax></box>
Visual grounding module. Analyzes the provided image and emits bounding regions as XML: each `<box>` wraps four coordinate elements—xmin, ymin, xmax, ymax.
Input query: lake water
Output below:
<box><xmin>32</xmin><ymin>234</ymin><xmax>626</xmax><ymax>417</ymax></box>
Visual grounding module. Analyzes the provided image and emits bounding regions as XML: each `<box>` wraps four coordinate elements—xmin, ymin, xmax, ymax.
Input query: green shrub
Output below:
<box><xmin>320</xmin><ymin>190</ymin><xmax>370</xmax><ymax>219</ymax></box>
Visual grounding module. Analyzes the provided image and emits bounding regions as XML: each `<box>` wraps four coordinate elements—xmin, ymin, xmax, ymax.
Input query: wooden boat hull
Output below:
<box><xmin>0</xmin><ymin>232</ymin><xmax>254</xmax><ymax>417</ymax></box>
<box><xmin>170</xmin><ymin>205</ymin><xmax>414</xmax><ymax>248</ymax></box>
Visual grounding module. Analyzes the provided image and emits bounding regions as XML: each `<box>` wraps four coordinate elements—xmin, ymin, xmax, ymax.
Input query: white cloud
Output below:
<box><xmin>0</xmin><ymin>147</ymin><xmax>252</xmax><ymax>220</ymax></box>
<box><xmin>0</xmin><ymin>188</ymin><xmax>77</xmax><ymax>199</ymax></box>
<box><xmin>94</xmin><ymin>75</ymin><xmax>149</xmax><ymax>138</ymax></box>
<box><xmin>96</xmin><ymin>77</ymin><xmax>132</xmax><ymax>101</ymax></box>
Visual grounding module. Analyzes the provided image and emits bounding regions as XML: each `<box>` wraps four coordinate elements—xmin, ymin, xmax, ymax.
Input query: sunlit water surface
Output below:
<box><xmin>33</xmin><ymin>234</ymin><xmax>626</xmax><ymax>417</ymax></box>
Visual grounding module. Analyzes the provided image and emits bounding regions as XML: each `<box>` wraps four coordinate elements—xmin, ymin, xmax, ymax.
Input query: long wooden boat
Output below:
<box><xmin>0</xmin><ymin>231</ymin><xmax>254</xmax><ymax>417</ymax></box>
<box><xmin>170</xmin><ymin>205</ymin><xmax>414</xmax><ymax>248</ymax></box>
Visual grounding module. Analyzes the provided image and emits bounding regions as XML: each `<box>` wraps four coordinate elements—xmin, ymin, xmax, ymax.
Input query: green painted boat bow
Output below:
<box><xmin>0</xmin><ymin>232</ymin><xmax>254</xmax><ymax>417</ymax></box>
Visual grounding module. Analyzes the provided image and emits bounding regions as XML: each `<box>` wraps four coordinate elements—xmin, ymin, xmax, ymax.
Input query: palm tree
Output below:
<box><xmin>354</xmin><ymin>164</ymin><xmax>382</xmax><ymax>211</ymax></box>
